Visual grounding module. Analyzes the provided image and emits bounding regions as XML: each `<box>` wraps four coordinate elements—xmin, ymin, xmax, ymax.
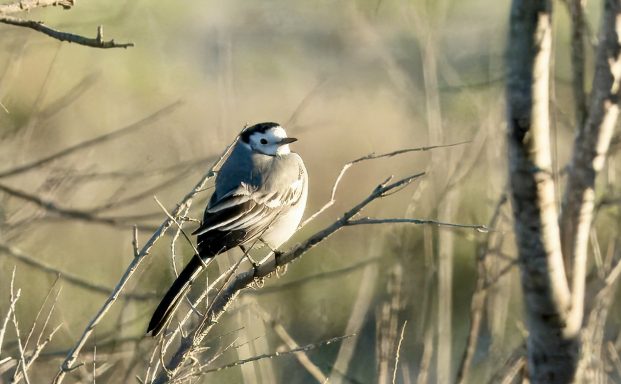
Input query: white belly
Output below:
<box><xmin>261</xmin><ymin>176</ymin><xmax>308</xmax><ymax>250</ymax></box>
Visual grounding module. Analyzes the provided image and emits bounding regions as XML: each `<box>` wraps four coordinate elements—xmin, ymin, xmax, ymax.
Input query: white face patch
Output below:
<box><xmin>269</xmin><ymin>126</ymin><xmax>287</xmax><ymax>140</ymax></box>
<box><xmin>249</xmin><ymin>126</ymin><xmax>292</xmax><ymax>156</ymax></box>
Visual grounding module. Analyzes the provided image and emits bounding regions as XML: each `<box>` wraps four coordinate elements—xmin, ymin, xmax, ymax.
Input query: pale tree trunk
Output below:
<box><xmin>506</xmin><ymin>0</ymin><xmax>621</xmax><ymax>383</ymax></box>
<box><xmin>562</xmin><ymin>0</ymin><xmax>621</xmax><ymax>379</ymax></box>
<box><xmin>507</xmin><ymin>2</ymin><xmax>575</xmax><ymax>381</ymax></box>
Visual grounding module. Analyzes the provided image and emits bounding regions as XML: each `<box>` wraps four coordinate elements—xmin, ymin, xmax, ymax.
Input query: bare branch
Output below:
<box><xmin>486</xmin><ymin>345</ymin><xmax>527</xmax><ymax>384</ymax></box>
<box><xmin>345</xmin><ymin>217</ymin><xmax>488</xmax><ymax>232</ymax></box>
<box><xmin>153</xmin><ymin>196</ymin><xmax>199</xmax><ymax>257</ymax></box>
<box><xmin>38</xmin><ymin>71</ymin><xmax>100</xmax><ymax>121</ymax></box>
<box><xmin>9</xmin><ymin>269</ymin><xmax>30</xmax><ymax>384</ymax></box>
<box><xmin>257</xmin><ymin>308</ymin><xmax>327</xmax><ymax>383</ymax></box>
<box><xmin>244</xmin><ymin>256</ymin><xmax>381</xmax><ymax>297</ymax></box>
<box><xmin>0</xmin><ymin>243</ymin><xmax>157</xmax><ymax>297</ymax></box>
<box><xmin>0</xmin><ymin>17</ymin><xmax>134</xmax><ymax>49</ymax></box>
<box><xmin>560</xmin><ymin>0</ymin><xmax>621</xmax><ymax>340</ymax></box>
<box><xmin>153</xmin><ymin>173</ymin><xmax>425</xmax><ymax>382</ymax></box>
<box><xmin>0</xmin><ymin>0</ymin><xmax>73</xmax><ymax>14</ymax></box>
<box><xmin>0</xmin><ymin>271</ymin><xmax>21</xmax><ymax>356</ymax></box>
<box><xmin>0</xmin><ymin>101</ymin><xmax>182</xmax><ymax>179</ymax></box>
<box><xmin>52</xmin><ymin>135</ymin><xmax>238</xmax><ymax>384</ymax></box>
<box><xmin>0</xmin><ymin>182</ymin><xmax>146</xmax><ymax>228</ymax></box>
<box><xmin>456</xmin><ymin>193</ymin><xmax>508</xmax><ymax>384</ymax></box>
<box><xmin>285</xmin><ymin>76</ymin><xmax>330</xmax><ymax>127</ymax></box>
<box><xmin>300</xmin><ymin>142</ymin><xmax>468</xmax><ymax>227</ymax></box>
<box><xmin>392</xmin><ymin>321</ymin><xmax>407</xmax><ymax>384</ymax></box>
<box><xmin>198</xmin><ymin>334</ymin><xmax>354</xmax><ymax>375</ymax></box>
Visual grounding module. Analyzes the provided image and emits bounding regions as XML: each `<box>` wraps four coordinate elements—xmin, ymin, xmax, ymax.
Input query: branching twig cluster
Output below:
<box><xmin>0</xmin><ymin>269</ymin><xmax>63</xmax><ymax>383</ymax></box>
<box><xmin>134</xmin><ymin>141</ymin><xmax>487</xmax><ymax>382</ymax></box>
<box><xmin>0</xmin><ymin>0</ymin><xmax>133</xmax><ymax>49</ymax></box>
<box><xmin>50</xmin><ymin>137</ymin><xmax>239</xmax><ymax>384</ymax></box>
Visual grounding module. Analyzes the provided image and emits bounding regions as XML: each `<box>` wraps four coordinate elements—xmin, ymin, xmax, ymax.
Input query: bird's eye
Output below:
<box><xmin>260</xmin><ymin>138</ymin><xmax>268</xmax><ymax>145</ymax></box>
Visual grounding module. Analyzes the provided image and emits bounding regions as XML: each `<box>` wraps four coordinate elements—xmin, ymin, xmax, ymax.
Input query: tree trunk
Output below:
<box><xmin>506</xmin><ymin>1</ymin><xmax>576</xmax><ymax>382</ymax></box>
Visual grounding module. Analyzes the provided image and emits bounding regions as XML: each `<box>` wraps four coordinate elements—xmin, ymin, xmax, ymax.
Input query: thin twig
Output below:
<box><xmin>0</xmin><ymin>101</ymin><xmax>181</xmax><ymax>179</ymax></box>
<box><xmin>299</xmin><ymin>142</ymin><xmax>470</xmax><ymax>228</ymax></box>
<box><xmin>0</xmin><ymin>182</ymin><xmax>140</xmax><ymax>228</ymax></box>
<box><xmin>199</xmin><ymin>335</ymin><xmax>354</xmax><ymax>375</ymax></box>
<box><xmin>153</xmin><ymin>196</ymin><xmax>199</xmax><ymax>256</ymax></box>
<box><xmin>345</xmin><ymin>217</ymin><xmax>488</xmax><ymax>232</ymax></box>
<box><xmin>244</xmin><ymin>256</ymin><xmax>381</xmax><ymax>296</ymax></box>
<box><xmin>0</xmin><ymin>0</ymin><xmax>73</xmax><ymax>14</ymax></box>
<box><xmin>132</xmin><ymin>226</ymin><xmax>139</xmax><ymax>258</ymax></box>
<box><xmin>0</xmin><ymin>243</ymin><xmax>157</xmax><ymax>300</ymax></box>
<box><xmin>392</xmin><ymin>321</ymin><xmax>407</xmax><ymax>384</ymax></box>
<box><xmin>23</xmin><ymin>277</ymin><xmax>60</xmax><ymax>352</ymax></box>
<box><xmin>257</xmin><ymin>307</ymin><xmax>327</xmax><ymax>383</ymax></box>
<box><xmin>0</xmin><ymin>17</ymin><xmax>134</xmax><ymax>49</ymax></box>
<box><xmin>0</xmin><ymin>271</ymin><xmax>21</xmax><ymax>356</ymax></box>
<box><xmin>9</xmin><ymin>269</ymin><xmax>30</xmax><ymax>384</ymax></box>
<box><xmin>153</xmin><ymin>173</ymin><xmax>427</xmax><ymax>382</ymax></box>
<box><xmin>456</xmin><ymin>193</ymin><xmax>508</xmax><ymax>384</ymax></box>
<box><xmin>52</xmin><ymin>135</ymin><xmax>238</xmax><ymax>384</ymax></box>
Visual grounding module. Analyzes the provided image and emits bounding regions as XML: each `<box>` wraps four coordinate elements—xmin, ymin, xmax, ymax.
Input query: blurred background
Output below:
<box><xmin>1</xmin><ymin>0</ymin><xmax>617</xmax><ymax>383</ymax></box>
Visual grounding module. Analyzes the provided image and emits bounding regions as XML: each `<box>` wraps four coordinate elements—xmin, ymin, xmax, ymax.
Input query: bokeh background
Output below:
<box><xmin>1</xmin><ymin>1</ymin><xmax>617</xmax><ymax>383</ymax></box>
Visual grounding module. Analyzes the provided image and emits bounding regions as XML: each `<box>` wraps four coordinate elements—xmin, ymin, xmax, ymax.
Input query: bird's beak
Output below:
<box><xmin>278</xmin><ymin>137</ymin><xmax>298</xmax><ymax>145</ymax></box>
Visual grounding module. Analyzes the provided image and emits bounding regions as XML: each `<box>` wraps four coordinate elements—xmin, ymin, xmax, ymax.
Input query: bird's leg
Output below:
<box><xmin>259</xmin><ymin>238</ymin><xmax>284</xmax><ymax>259</ymax></box>
<box><xmin>239</xmin><ymin>245</ymin><xmax>259</xmax><ymax>272</ymax></box>
<box><xmin>179</xmin><ymin>216</ymin><xmax>201</xmax><ymax>224</ymax></box>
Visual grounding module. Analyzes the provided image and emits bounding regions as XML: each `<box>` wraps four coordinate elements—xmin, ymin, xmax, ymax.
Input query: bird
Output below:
<box><xmin>147</xmin><ymin>122</ymin><xmax>308</xmax><ymax>336</ymax></box>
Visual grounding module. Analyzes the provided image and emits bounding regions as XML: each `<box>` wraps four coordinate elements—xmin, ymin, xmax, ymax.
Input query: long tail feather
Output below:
<box><xmin>147</xmin><ymin>255</ymin><xmax>208</xmax><ymax>336</ymax></box>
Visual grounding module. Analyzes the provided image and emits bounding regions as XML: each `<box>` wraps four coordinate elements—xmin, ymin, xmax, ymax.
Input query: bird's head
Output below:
<box><xmin>240</xmin><ymin>122</ymin><xmax>297</xmax><ymax>156</ymax></box>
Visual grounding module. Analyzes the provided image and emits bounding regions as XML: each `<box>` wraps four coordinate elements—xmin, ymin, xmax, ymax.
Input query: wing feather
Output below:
<box><xmin>194</xmin><ymin>155</ymin><xmax>306</xmax><ymax>245</ymax></box>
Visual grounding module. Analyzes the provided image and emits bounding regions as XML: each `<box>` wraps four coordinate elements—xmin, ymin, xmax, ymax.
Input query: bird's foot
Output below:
<box><xmin>240</xmin><ymin>245</ymin><xmax>260</xmax><ymax>274</ymax></box>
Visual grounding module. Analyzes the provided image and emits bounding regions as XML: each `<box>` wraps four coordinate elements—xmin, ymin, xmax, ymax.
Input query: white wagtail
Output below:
<box><xmin>148</xmin><ymin>122</ymin><xmax>308</xmax><ymax>336</ymax></box>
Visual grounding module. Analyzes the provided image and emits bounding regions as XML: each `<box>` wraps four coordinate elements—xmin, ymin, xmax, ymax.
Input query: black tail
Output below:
<box><xmin>147</xmin><ymin>255</ymin><xmax>209</xmax><ymax>336</ymax></box>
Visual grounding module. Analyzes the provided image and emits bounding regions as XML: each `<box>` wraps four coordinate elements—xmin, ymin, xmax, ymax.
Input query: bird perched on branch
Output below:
<box><xmin>147</xmin><ymin>122</ymin><xmax>308</xmax><ymax>336</ymax></box>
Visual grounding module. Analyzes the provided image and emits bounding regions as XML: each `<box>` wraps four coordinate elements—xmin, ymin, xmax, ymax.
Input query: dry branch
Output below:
<box><xmin>0</xmin><ymin>17</ymin><xmax>134</xmax><ymax>49</ymax></box>
<box><xmin>392</xmin><ymin>321</ymin><xmax>407</xmax><ymax>384</ymax></box>
<box><xmin>0</xmin><ymin>243</ymin><xmax>157</xmax><ymax>300</ymax></box>
<box><xmin>257</xmin><ymin>308</ymin><xmax>327</xmax><ymax>383</ymax></box>
<box><xmin>456</xmin><ymin>193</ymin><xmax>508</xmax><ymax>384</ymax></box>
<box><xmin>346</xmin><ymin>217</ymin><xmax>487</xmax><ymax>232</ymax></box>
<box><xmin>0</xmin><ymin>182</ymin><xmax>147</xmax><ymax>228</ymax></box>
<box><xmin>0</xmin><ymin>101</ymin><xmax>182</xmax><ymax>179</ymax></box>
<box><xmin>51</xmin><ymin>137</ymin><xmax>238</xmax><ymax>384</ymax></box>
<box><xmin>197</xmin><ymin>334</ymin><xmax>353</xmax><ymax>376</ymax></box>
<box><xmin>0</xmin><ymin>0</ymin><xmax>73</xmax><ymax>14</ymax></box>
<box><xmin>152</xmin><ymin>172</ymin><xmax>444</xmax><ymax>382</ymax></box>
<box><xmin>8</xmin><ymin>269</ymin><xmax>30</xmax><ymax>384</ymax></box>
<box><xmin>154</xmin><ymin>173</ymin><xmax>423</xmax><ymax>384</ymax></box>
<box><xmin>244</xmin><ymin>256</ymin><xmax>381</xmax><ymax>296</ymax></box>
<box><xmin>560</xmin><ymin>0</ymin><xmax>621</xmax><ymax>342</ymax></box>
<box><xmin>300</xmin><ymin>141</ymin><xmax>469</xmax><ymax>228</ymax></box>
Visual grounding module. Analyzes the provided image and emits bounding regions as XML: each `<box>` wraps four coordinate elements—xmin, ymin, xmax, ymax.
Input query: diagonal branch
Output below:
<box><xmin>0</xmin><ymin>182</ymin><xmax>141</xmax><ymax>228</ymax></box>
<box><xmin>345</xmin><ymin>217</ymin><xmax>488</xmax><ymax>232</ymax></box>
<box><xmin>560</xmin><ymin>0</ymin><xmax>621</xmax><ymax>337</ymax></box>
<box><xmin>51</xmin><ymin>135</ymin><xmax>239</xmax><ymax>384</ymax></box>
<box><xmin>0</xmin><ymin>17</ymin><xmax>134</xmax><ymax>49</ymax></box>
<box><xmin>153</xmin><ymin>173</ymin><xmax>428</xmax><ymax>382</ymax></box>
<box><xmin>197</xmin><ymin>334</ymin><xmax>354</xmax><ymax>376</ymax></box>
<box><xmin>0</xmin><ymin>101</ymin><xmax>182</xmax><ymax>179</ymax></box>
<box><xmin>0</xmin><ymin>0</ymin><xmax>73</xmax><ymax>14</ymax></box>
<box><xmin>300</xmin><ymin>141</ymin><xmax>469</xmax><ymax>227</ymax></box>
<box><xmin>0</xmin><ymin>243</ymin><xmax>157</xmax><ymax>300</ymax></box>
